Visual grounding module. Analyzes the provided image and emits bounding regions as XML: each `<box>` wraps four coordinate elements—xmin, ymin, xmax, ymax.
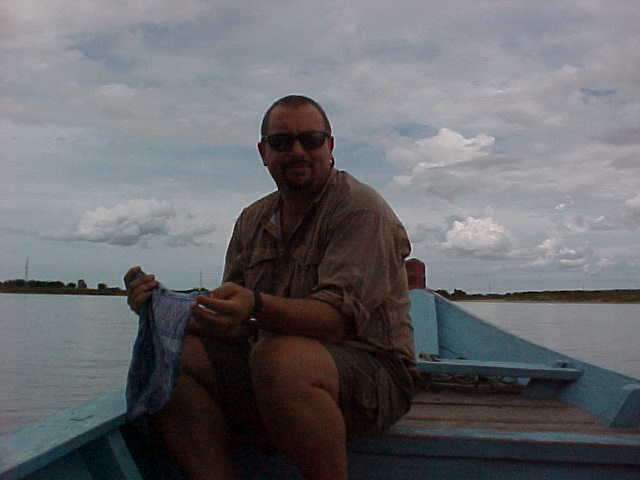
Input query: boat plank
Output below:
<box><xmin>395</xmin><ymin>418</ymin><xmax>634</xmax><ymax>434</ymax></box>
<box><xmin>398</xmin><ymin>390</ymin><xmax>640</xmax><ymax>437</ymax></box>
<box><xmin>412</xmin><ymin>391</ymin><xmax>567</xmax><ymax>408</ymax></box>
<box><xmin>404</xmin><ymin>403</ymin><xmax>596</xmax><ymax>425</ymax></box>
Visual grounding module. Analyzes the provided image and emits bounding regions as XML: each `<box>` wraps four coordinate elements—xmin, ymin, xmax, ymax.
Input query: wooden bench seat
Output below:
<box><xmin>416</xmin><ymin>358</ymin><xmax>582</xmax><ymax>380</ymax></box>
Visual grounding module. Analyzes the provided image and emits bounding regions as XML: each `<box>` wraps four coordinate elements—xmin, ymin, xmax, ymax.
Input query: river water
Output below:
<box><xmin>1</xmin><ymin>293</ymin><xmax>639</xmax><ymax>436</ymax></box>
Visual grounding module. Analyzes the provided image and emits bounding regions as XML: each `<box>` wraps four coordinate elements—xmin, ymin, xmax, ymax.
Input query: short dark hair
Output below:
<box><xmin>260</xmin><ymin>95</ymin><xmax>332</xmax><ymax>136</ymax></box>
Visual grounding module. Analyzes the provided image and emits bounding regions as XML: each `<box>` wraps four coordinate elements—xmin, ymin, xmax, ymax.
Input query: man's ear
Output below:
<box><xmin>258</xmin><ymin>142</ymin><xmax>267</xmax><ymax>166</ymax></box>
<box><xmin>327</xmin><ymin>135</ymin><xmax>335</xmax><ymax>153</ymax></box>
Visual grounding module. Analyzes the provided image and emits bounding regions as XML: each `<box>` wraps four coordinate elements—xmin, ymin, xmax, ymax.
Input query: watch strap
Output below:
<box><xmin>251</xmin><ymin>290</ymin><xmax>263</xmax><ymax>316</ymax></box>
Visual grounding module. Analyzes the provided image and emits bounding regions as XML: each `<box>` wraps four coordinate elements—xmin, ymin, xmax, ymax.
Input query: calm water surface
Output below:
<box><xmin>1</xmin><ymin>294</ymin><xmax>639</xmax><ymax>436</ymax></box>
<box><xmin>1</xmin><ymin>294</ymin><xmax>136</xmax><ymax>435</ymax></box>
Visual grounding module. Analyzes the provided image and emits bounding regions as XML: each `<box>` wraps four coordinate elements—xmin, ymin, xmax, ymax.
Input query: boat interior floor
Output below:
<box><xmin>397</xmin><ymin>390</ymin><xmax>640</xmax><ymax>436</ymax></box>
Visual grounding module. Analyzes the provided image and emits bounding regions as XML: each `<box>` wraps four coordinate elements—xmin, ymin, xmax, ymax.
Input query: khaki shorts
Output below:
<box><xmin>200</xmin><ymin>337</ymin><xmax>414</xmax><ymax>440</ymax></box>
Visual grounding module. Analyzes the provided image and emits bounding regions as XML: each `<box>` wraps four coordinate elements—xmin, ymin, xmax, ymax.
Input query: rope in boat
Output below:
<box><xmin>417</xmin><ymin>353</ymin><xmax>523</xmax><ymax>394</ymax></box>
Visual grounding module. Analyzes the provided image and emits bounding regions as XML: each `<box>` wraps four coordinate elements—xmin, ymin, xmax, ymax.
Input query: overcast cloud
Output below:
<box><xmin>2</xmin><ymin>0</ymin><xmax>639</xmax><ymax>292</ymax></box>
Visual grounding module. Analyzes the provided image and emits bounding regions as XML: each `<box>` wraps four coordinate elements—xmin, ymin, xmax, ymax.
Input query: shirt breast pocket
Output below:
<box><xmin>245</xmin><ymin>248</ymin><xmax>278</xmax><ymax>292</ymax></box>
<box><xmin>290</xmin><ymin>247</ymin><xmax>323</xmax><ymax>298</ymax></box>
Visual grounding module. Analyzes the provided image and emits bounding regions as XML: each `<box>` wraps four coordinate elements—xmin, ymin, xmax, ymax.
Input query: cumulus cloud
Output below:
<box><xmin>560</xmin><ymin>194</ymin><xmax>640</xmax><ymax>232</ymax></box>
<box><xmin>68</xmin><ymin>198</ymin><xmax>175</xmax><ymax>246</ymax></box>
<box><xmin>54</xmin><ymin>198</ymin><xmax>216</xmax><ymax>247</ymax></box>
<box><xmin>532</xmin><ymin>238</ymin><xmax>594</xmax><ymax>270</ymax></box>
<box><xmin>385</xmin><ymin>128</ymin><xmax>495</xmax><ymax>169</ymax></box>
<box><xmin>387</xmin><ymin>128</ymin><xmax>496</xmax><ymax>200</ymax></box>
<box><xmin>441</xmin><ymin>217</ymin><xmax>513</xmax><ymax>259</ymax></box>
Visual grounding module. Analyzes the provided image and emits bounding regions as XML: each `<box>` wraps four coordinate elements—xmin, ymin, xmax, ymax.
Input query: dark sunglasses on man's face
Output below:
<box><xmin>261</xmin><ymin>131</ymin><xmax>330</xmax><ymax>152</ymax></box>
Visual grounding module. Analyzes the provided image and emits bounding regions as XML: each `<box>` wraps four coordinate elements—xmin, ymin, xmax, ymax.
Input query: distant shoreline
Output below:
<box><xmin>0</xmin><ymin>288</ymin><xmax>127</xmax><ymax>296</ymax></box>
<box><xmin>434</xmin><ymin>289</ymin><xmax>640</xmax><ymax>304</ymax></box>
<box><xmin>2</xmin><ymin>287</ymin><xmax>640</xmax><ymax>303</ymax></box>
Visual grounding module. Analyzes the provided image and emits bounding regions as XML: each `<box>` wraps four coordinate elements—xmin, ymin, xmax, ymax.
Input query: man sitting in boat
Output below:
<box><xmin>124</xmin><ymin>94</ymin><xmax>415</xmax><ymax>480</ymax></box>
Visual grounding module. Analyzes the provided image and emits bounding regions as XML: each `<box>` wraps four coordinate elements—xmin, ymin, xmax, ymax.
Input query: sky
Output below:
<box><xmin>1</xmin><ymin>0</ymin><xmax>639</xmax><ymax>293</ymax></box>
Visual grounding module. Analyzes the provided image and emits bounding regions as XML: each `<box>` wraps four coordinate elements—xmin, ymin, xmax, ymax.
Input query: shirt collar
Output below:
<box><xmin>263</xmin><ymin>168</ymin><xmax>338</xmax><ymax>238</ymax></box>
<box><xmin>270</xmin><ymin>168</ymin><xmax>337</xmax><ymax>212</ymax></box>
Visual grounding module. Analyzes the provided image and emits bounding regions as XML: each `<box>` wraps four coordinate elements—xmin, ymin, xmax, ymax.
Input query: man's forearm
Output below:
<box><xmin>254</xmin><ymin>294</ymin><xmax>349</xmax><ymax>342</ymax></box>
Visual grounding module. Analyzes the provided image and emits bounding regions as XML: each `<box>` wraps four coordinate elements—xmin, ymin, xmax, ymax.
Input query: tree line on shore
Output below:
<box><xmin>0</xmin><ymin>278</ymin><xmax>125</xmax><ymax>295</ymax></box>
<box><xmin>435</xmin><ymin>288</ymin><xmax>640</xmax><ymax>303</ymax></box>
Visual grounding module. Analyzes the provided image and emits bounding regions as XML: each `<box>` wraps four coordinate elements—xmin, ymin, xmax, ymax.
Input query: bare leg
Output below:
<box><xmin>251</xmin><ymin>336</ymin><xmax>348</xmax><ymax>480</ymax></box>
<box><xmin>150</xmin><ymin>334</ymin><xmax>234</xmax><ymax>480</ymax></box>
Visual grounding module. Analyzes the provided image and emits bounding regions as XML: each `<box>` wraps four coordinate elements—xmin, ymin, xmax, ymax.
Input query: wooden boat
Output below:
<box><xmin>1</xmin><ymin>289</ymin><xmax>639</xmax><ymax>479</ymax></box>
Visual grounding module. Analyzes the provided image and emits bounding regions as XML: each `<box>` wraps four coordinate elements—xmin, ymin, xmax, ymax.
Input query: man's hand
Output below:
<box><xmin>124</xmin><ymin>266</ymin><xmax>158</xmax><ymax>313</ymax></box>
<box><xmin>190</xmin><ymin>282</ymin><xmax>255</xmax><ymax>339</ymax></box>
<box><xmin>191</xmin><ymin>282</ymin><xmax>254</xmax><ymax>327</ymax></box>
<box><xmin>191</xmin><ymin>282</ymin><xmax>348</xmax><ymax>342</ymax></box>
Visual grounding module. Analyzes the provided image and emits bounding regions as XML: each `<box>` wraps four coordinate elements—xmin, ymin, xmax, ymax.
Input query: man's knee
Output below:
<box><xmin>179</xmin><ymin>334</ymin><xmax>230</xmax><ymax>396</ymax></box>
<box><xmin>250</xmin><ymin>336</ymin><xmax>339</xmax><ymax>402</ymax></box>
<box><xmin>180</xmin><ymin>334</ymin><xmax>208</xmax><ymax>375</ymax></box>
<box><xmin>250</xmin><ymin>336</ymin><xmax>318</xmax><ymax>380</ymax></box>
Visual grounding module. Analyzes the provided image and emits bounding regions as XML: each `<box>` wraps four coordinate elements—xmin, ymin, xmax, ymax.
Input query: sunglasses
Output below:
<box><xmin>261</xmin><ymin>131</ymin><xmax>330</xmax><ymax>152</ymax></box>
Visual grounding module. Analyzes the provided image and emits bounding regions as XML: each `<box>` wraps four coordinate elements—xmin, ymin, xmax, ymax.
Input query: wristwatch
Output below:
<box><xmin>244</xmin><ymin>290</ymin><xmax>263</xmax><ymax>327</ymax></box>
<box><xmin>251</xmin><ymin>289</ymin><xmax>263</xmax><ymax>317</ymax></box>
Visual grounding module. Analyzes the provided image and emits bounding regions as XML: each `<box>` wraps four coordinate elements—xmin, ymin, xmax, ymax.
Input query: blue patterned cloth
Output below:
<box><xmin>125</xmin><ymin>278</ymin><xmax>207</xmax><ymax>426</ymax></box>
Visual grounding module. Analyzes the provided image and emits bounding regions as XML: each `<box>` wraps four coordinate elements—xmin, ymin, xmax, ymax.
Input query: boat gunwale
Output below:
<box><xmin>0</xmin><ymin>390</ymin><xmax>126</xmax><ymax>480</ymax></box>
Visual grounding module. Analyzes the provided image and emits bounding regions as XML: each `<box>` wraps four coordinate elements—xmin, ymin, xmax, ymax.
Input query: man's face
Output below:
<box><xmin>258</xmin><ymin>104</ymin><xmax>334</xmax><ymax>194</ymax></box>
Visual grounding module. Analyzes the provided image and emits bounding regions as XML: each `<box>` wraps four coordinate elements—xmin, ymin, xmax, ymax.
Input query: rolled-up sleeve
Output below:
<box><xmin>308</xmin><ymin>208</ymin><xmax>410</xmax><ymax>344</ymax></box>
<box><xmin>222</xmin><ymin>216</ymin><xmax>245</xmax><ymax>286</ymax></box>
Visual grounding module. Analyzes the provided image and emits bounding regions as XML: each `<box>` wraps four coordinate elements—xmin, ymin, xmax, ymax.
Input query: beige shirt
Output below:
<box><xmin>223</xmin><ymin>169</ymin><xmax>415</xmax><ymax>365</ymax></box>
